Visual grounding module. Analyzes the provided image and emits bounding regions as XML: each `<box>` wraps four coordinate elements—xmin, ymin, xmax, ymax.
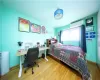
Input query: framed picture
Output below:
<box><xmin>86</xmin><ymin>26</ymin><xmax>94</xmax><ymax>32</ymax></box>
<box><xmin>19</xmin><ymin>17</ymin><xmax>30</xmax><ymax>32</ymax></box>
<box><xmin>41</xmin><ymin>26</ymin><xmax>46</xmax><ymax>34</ymax></box>
<box><xmin>30</xmin><ymin>23</ymin><xmax>41</xmax><ymax>33</ymax></box>
<box><xmin>86</xmin><ymin>17</ymin><xmax>93</xmax><ymax>26</ymax></box>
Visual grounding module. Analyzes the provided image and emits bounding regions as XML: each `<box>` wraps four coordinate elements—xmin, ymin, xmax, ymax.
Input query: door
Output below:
<box><xmin>97</xmin><ymin>9</ymin><xmax>100</xmax><ymax>69</ymax></box>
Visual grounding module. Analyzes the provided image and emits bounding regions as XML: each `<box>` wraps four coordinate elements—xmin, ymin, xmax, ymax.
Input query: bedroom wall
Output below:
<box><xmin>97</xmin><ymin>8</ymin><xmax>100</xmax><ymax>68</ymax></box>
<box><xmin>0</xmin><ymin>2</ymin><xmax>2</xmax><ymax>52</ymax></box>
<box><xmin>1</xmin><ymin>5</ymin><xmax>54</xmax><ymax>68</ymax></box>
<box><xmin>54</xmin><ymin>13</ymin><xmax>97</xmax><ymax>63</ymax></box>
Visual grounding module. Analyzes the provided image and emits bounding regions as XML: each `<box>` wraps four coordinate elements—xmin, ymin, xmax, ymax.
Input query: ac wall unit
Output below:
<box><xmin>70</xmin><ymin>20</ymin><xmax>84</xmax><ymax>28</ymax></box>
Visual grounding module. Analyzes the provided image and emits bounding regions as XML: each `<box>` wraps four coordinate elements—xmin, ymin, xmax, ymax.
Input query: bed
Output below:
<box><xmin>49</xmin><ymin>43</ymin><xmax>91</xmax><ymax>80</ymax></box>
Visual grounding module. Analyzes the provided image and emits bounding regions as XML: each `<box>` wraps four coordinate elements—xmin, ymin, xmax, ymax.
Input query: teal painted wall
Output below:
<box><xmin>0</xmin><ymin>3</ymin><xmax>2</xmax><ymax>52</ymax></box>
<box><xmin>85</xmin><ymin>14</ymin><xmax>97</xmax><ymax>63</ymax></box>
<box><xmin>97</xmin><ymin>8</ymin><xmax>100</xmax><ymax>67</ymax></box>
<box><xmin>54</xmin><ymin>13</ymin><xmax>97</xmax><ymax>63</ymax></box>
<box><xmin>1</xmin><ymin>5</ymin><xmax>54</xmax><ymax>68</ymax></box>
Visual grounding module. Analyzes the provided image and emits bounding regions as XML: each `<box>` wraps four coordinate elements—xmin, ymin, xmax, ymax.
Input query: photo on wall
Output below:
<box><xmin>86</xmin><ymin>17</ymin><xmax>93</xmax><ymax>26</ymax></box>
<box><xmin>86</xmin><ymin>26</ymin><xmax>94</xmax><ymax>32</ymax></box>
<box><xmin>85</xmin><ymin>17</ymin><xmax>94</xmax><ymax>32</ymax></box>
<box><xmin>18</xmin><ymin>17</ymin><xmax>30</xmax><ymax>32</ymax></box>
<box><xmin>30</xmin><ymin>23</ymin><xmax>41</xmax><ymax>34</ymax></box>
<box><xmin>41</xmin><ymin>26</ymin><xmax>47</xmax><ymax>34</ymax></box>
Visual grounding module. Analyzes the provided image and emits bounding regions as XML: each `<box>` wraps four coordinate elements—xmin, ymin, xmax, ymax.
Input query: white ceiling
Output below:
<box><xmin>1</xmin><ymin>0</ymin><xmax>100</xmax><ymax>28</ymax></box>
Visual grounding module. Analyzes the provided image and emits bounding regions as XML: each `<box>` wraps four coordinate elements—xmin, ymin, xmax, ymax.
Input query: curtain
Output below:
<box><xmin>59</xmin><ymin>31</ymin><xmax>62</xmax><ymax>43</ymax></box>
<box><xmin>80</xmin><ymin>25</ymin><xmax>87</xmax><ymax>53</ymax></box>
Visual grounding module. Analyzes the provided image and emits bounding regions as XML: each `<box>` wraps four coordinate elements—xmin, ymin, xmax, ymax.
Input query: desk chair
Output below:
<box><xmin>23</xmin><ymin>47</ymin><xmax>39</xmax><ymax>74</ymax></box>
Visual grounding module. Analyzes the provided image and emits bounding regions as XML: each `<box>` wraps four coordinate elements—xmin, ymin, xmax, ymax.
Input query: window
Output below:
<box><xmin>61</xmin><ymin>27</ymin><xmax>80</xmax><ymax>41</ymax></box>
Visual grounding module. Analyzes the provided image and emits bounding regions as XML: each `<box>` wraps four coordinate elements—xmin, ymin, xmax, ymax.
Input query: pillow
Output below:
<box><xmin>54</xmin><ymin>42</ymin><xmax>62</xmax><ymax>47</ymax></box>
<box><xmin>51</xmin><ymin>38</ymin><xmax>57</xmax><ymax>44</ymax></box>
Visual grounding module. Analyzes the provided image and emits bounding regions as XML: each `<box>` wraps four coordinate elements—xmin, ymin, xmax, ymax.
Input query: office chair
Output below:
<box><xmin>23</xmin><ymin>47</ymin><xmax>39</xmax><ymax>74</ymax></box>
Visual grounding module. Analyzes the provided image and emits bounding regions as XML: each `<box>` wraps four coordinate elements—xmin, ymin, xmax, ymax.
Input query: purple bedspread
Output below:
<box><xmin>49</xmin><ymin>44</ymin><xmax>91</xmax><ymax>80</ymax></box>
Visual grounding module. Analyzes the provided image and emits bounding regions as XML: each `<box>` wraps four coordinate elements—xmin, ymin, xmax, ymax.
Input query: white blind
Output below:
<box><xmin>61</xmin><ymin>27</ymin><xmax>80</xmax><ymax>41</ymax></box>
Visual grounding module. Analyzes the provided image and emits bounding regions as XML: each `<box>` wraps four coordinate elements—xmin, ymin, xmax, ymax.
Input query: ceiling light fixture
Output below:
<box><xmin>54</xmin><ymin>8</ymin><xmax>63</xmax><ymax>19</ymax></box>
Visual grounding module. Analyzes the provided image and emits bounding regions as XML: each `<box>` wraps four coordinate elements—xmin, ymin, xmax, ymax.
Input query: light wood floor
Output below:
<box><xmin>1</xmin><ymin>56</ymin><xmax>100</xmax><ymax>80</ymax></box>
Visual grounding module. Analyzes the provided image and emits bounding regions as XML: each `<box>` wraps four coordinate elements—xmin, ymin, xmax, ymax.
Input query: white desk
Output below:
<box><xmin>16</xmin><ymin>47</ymin><xmax>49</xmax><ymax>78</ymax></box>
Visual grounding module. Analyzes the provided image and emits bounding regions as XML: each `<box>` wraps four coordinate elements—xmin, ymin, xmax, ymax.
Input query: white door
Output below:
<box><xmin>97</xmin><ymin>9</ymin><xmax>100</xmax><ymax>69</ymax></box>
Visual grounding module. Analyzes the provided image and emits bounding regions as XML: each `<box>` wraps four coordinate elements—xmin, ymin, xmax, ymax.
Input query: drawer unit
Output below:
<box><xmin>0</xmin><ymin>52</ymin><xmax>9</xmax><ymax>76</ymax></box>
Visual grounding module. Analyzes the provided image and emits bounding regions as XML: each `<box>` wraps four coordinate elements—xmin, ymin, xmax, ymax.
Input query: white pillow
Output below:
<box><xmin>54</xmin><ymin>42</ymin><xmax>62</xmax><ymax>47</ymax></box>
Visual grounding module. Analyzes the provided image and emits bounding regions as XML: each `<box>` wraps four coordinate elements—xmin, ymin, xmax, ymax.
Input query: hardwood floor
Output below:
<box><xmin>87</xmin><ymin>61</ymin><xmax>100</xmax><ymax>80</ymax></box>
<box><xmin>1</xmin><ymin>56</ymin><xmax>100</xmax><ymax>80</ymax></box>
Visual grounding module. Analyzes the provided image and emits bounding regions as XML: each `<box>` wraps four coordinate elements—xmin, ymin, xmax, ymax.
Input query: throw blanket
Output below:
<box><xmin>49</xmin><ymin>44</ymin><xmax>91</xmax><ymax>80</ymax></box>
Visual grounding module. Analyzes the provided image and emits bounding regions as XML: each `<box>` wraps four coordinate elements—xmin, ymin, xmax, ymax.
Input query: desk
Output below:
<box><xmin>16</xmin><ymin>47</ymin><xmax>49</xmax><ymax>78</ymax></box>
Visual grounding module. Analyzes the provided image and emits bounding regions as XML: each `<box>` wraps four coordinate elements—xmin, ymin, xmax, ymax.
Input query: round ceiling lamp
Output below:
<box><xmin>54</xmin><ymin>8</ymin><xmax>63</xmax><ymax>19</ymax></box>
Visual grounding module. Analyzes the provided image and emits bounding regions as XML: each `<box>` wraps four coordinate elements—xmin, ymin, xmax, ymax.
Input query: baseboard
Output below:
<box><xmin>0</xmin><ymin>65</ymin><xmax>19</xmax><ymax>78</ymax></box>
<box><xmin>0</xmin><ymin>75</ymin><xmax>2</xmax><ymax>78</ymax></box>
<box><xmin>87</xmin><ymin>60</ymin><xmax>96</xmax><ymax>65</ymax></box>
<box><xmin>0</xmin><ymin>73</ymin><xmax>7</xmax><ymax>78</ymax></box>
<box><xmin>10</xmin><ymin>65</ymin><xmax>19</xmax><ymax>71</ymax></box>
<box><xmin>0</xmin><ymin>65</ymin><xmax>19</xmax><ymax>77</ymax></box>
<box><xmin>10</xmin><ymin>57</ymin><xmax>43</xmax><ymax>71</ymax></box>
<box><xmin>97</xmin><ymin>64</ymin><xmax>100</xmax><ymax>72</ymax></box>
